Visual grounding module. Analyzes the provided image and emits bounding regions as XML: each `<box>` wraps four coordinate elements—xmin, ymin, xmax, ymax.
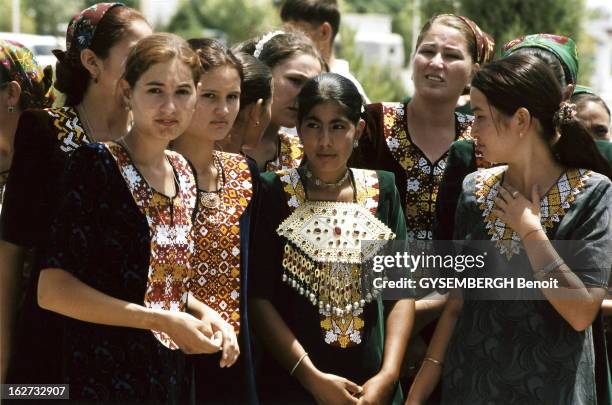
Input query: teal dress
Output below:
<box><xmin>249</xmin><ymin>168</ymin><xmax>407</xmax><ymax>404</ymax></box>
<box><xmin>442</xmin><ymin>166</ymin><xmax>612</xmax><ymax>404</ymax></box>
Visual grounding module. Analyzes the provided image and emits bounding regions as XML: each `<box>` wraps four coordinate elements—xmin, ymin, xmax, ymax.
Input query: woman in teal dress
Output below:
<box><xmin>407</xmin><ymin>54</ymin><xmax>612</xmax><ymax>404</ymax></box>
<box><xmin>250</xmin><ymin>73</ymin><xmax>414</xmax><ymax>404</ymax></box>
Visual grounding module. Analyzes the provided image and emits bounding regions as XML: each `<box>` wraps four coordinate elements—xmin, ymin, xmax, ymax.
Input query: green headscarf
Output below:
<box><xmin>502</xmin><ymin>34</ymin><xmax>578</xmax><ymax>85</ymax></box>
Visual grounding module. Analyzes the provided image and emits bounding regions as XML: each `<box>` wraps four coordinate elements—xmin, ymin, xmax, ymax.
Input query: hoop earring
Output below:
<box><xmin>7</xmin><ymin>105</ymin><xmax>15</xmax><ymax>113</ymax></box>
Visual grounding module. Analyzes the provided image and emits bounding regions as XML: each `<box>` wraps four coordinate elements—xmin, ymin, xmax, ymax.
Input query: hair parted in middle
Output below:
<box><xmin>187</xmin><ymin>38</ymin><xmax>243</xmax><ymax>82</ymax></box>
<box><xmin>297</xmin><ymin>72</ymin><xmax>365</xmax><ymax>125</ymax></box>
<box><xmin>123</xmin><ymin>33</ymin><xmax>202</xmax><ymax>87</ymax></box>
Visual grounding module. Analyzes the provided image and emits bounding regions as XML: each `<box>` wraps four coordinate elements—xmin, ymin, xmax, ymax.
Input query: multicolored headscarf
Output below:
<box><xmin>54</xmin><ymin>2</ymin><xmax>124</xmax><ymax>64</ymax></box>
<box><xmin>438</xmin><ymin>14</ymin><xmax>495</xmax><ymax>65</ymax></box>
<box><xmin>502</xmin><ymin>34</ymin><xmax>578</xmax><ymax>84</ymax></box>
<box><xmin>0</xmin><ymin>39</ymin><xmax>53</xmax><ymax>109</ymax></box>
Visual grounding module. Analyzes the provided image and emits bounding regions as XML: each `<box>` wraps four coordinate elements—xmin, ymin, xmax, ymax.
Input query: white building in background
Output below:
<box><xmin>586</xmin><ymin>6</ymin><xmax>612</xmax><ymax>108</ymax></box>
<box><xmin>140</xmin><ymin>0</ymin><xmax>179</xmax><ymax>28</ymax></box>
<box><xmin>342</xmin><ymin>14</ymin><xmax>405</xmax><ymax>68</ymax></box>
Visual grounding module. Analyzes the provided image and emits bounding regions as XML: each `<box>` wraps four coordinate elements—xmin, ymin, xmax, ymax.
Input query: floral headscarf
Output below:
<box><xmin>502</xmin><ymin>34</ymin><xmax>578</xmax><ymax>85</ymax></box>
<box><xmin>0</xmin><ymin>39</ymin><xmax>53</xmax><ymax>109</ymax></box>
<box><xmin>54</xmin><ymin>2</ymin><xmax>124</xmax><ymax>64</ymax></box>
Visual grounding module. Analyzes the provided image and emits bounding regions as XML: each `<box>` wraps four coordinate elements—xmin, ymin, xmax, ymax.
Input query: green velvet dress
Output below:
<box><xmin>249</xmin><ymin>168</ymin><xmax>407</xmax><ymax>404</ymax></box>
<box><xmin>441</xmin><ymin>166</ymin><xmax>612</xmax><ymax>404</ymax></box>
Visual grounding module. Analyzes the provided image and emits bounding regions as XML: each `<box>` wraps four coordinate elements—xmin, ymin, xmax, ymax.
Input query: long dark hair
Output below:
<box><xmin>234</xmin><ymin>52</ymin><xmax>272</xmax><ymax>109</ymax></box>
<box><xmin>297</xmin><ymin>72</ymin><xmax>366</xmax><ymax>125</ymax></box>
<box><xmin>472</xmin><ymin>53</ymin><xmax>611</xmax><ymax>178</ymax></box>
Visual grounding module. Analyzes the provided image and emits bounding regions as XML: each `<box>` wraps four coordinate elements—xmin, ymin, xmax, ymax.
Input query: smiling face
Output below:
<box><xmin>185</xmin><ymin>65</ymin><xmax>241</xmax><ymax>142</ymax></box>
<box><xmin>127</xmin><ymin>58</ymin><xmax>197</xmax><ymax>143</ymax></box>
<box><xmin>299</xmin><ymin>100</ymin><xmax>364</xmax><ymax>179</ymax></box>
<box><xmin>576</xmin><ymin>100</ymin><xmax>611</xmax><ymax>141</ymax></box>
<box><xmin>270</xmin><ymin>52</ymin><xmax>322</xmax><ymax>128</ymax></box>
<box><xmin>413</xmin><ymin>22</ymin><xmax>475</xmax><ymax>102</ymax></box>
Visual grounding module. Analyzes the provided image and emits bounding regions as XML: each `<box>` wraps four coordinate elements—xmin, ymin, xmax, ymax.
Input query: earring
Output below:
<box><xmin>93</xmin><ymin>76</ymin><xmax>99</xmax><ymax>84</ymax></box>
<box><xmin>255</xmin><ymin>121</ymin><xmax>260</xmax><ymax>127</ymax></box>
<box><xmin>353</xmin><ymin>139</ymin><xmax>359</xmax><ymax>148</ymax></box>
<box><xmin>7</xmin><ymin>105</ymin><xmax>15</xmax><ymax>113</ymax></box>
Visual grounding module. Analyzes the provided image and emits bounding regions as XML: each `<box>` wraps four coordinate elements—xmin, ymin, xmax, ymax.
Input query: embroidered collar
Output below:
<box><xmin>476</xmin><ymin>166</ymin><xmax>591</xmax><ymax>259</ymax></box>
<box><xmin>265</xmin><ymin>130</ymin><xmax>304</xmax><ymax>172</ymax></box>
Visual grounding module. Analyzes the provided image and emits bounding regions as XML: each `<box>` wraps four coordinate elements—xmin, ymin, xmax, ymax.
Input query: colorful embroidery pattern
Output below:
<box><xmin>191</xmin><ymin>151</ymin><xmax>252</xmax><ymax>333</ymax></box>
<box><xmin>105</xmin><ymin>142</ymin><xmax>197</xmax><ymax>349</ymax></box>
<box><xmin>277</xmin><ymin>168</ymin><xmax>380</xmax><ymax>348</ymax></box>
<box><xmin>265</xmin><ymin>131</ymin><xmax>304</xmax><ymax>172</ymax></box>
<box><xmin>475</xmin><ymin>166</ymin><xmax>590</xmax><ymax>259</ymax></box>
<box><xmin>381</xmin><ymin>102</ymin><xmax>472</xmax><ymax>240</ymax></box>
<box><xmin>47</xmin><ymin>107</ymin><xmax>91</xmax><ymax>153</ymax></box>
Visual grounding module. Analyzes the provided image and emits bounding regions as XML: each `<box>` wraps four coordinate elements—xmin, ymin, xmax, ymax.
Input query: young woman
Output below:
<box><xmin>250</xmin><ymin>72</ymin><xmax>414</xmax><ymax>404</ymax></box>
<box><xmin>172</xmin><ymin>38</ymin><xmax>259</xmax><ymax>404</ymax></box>
<box><xmin>0</xmin><ymin>38</ymin><xmax>53</xmax><ymax>381</ymax></box>
<box><xmin>235</xmin><ymin>29</ymin><xmax>325</xmax><ymax>171</ymax></box>
<box><xmin>435</xmin><ymin>33</ymin><xmax>582</xmax><ymax>241</ymax></box>
<box><xmin>1</xmin><ymin>3</ymin><xmax>152</xmax><ymax>384</ymax></box>
<box><xmin>407</xmin><ymin>54</ymin><xmax>612</xmax><ymax>404</ymax></box>
<box><xmin>217</xmin><ymin>52</ymin><xmax>273</xmax><ymax>155</ymax></box>
<box><xmin>36</xmin><ymin>33</ymin><xmax>232</xmax><ymax>402</ymax></box>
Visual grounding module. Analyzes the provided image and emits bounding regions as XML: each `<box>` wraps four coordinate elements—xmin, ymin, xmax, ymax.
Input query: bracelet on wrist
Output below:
<box><xmin>521</xmin><ymin>227</ymin><xmax>544</xmax><ymax>240</ymax></box>
<box><xmin>290</xmin><ymin>352</ymin><xmax>309</xmax><ymax>376</ymax></box>
<box><xmin>534</xmin><ymin>257</ymin><xmax>565</xmax><ymax>279</ymax></box>
<box><xmin>423</xmin><ymin>357</ymin><xmax>443</xmax><ymax>367</ymax></box>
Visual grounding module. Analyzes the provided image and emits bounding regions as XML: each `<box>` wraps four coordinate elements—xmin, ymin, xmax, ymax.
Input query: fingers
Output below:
<box><xmin>344</xmin><ymin>379</ymin><xmax>363</xmax><ymax>396</ymax></box>
<box><xmin>219</xmin><ymin>328</ymin><xmax>240</xmax><ymax>368</ymax></box>
<box><xmin>497</xmin><ymin>186</ymin><xmax>515</xmax><ymax>203</ymax></box>
<box><xmin>491</xmin><ymin>208</ymin><xmax>505</xmax><ymax>220</ymax></box>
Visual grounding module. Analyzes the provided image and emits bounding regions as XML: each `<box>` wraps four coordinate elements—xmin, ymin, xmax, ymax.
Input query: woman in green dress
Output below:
<box><xmin>250</xmin><ymin>72</ymin><xmax>414</xmax><ymax>404</ymax></box>
<box><xmin>408</xmin><ymin>54</ymin><xmax>612</xmax><ymax>404</ymax></box>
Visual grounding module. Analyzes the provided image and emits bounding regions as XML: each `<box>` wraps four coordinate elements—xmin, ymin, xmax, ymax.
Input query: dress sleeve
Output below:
<box><xmin>248</xmin><ymin>172</ymin><xmax>287</xmax><ymax>301</ymax></box>
<box><xmin>0</xmin><ymin>110</ymin><xmax>56</xmax><ymax>246</ymax></box>
<box><xmin>38</xmin><ymin>144</ymin><xmax>110</xmax><ymax>281</ymax></box>
<box><xmin>378</xmin><ymin>171</ymin><xmax>407</xmax><ymax>240</ymax></box>
<box><xmin>565</xmin><ymin>176</ymin><xmax>612</xmax><ymax>289</ymax></box>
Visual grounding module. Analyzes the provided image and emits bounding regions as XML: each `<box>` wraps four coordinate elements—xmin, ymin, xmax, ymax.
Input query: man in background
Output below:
<box><xmin>280</xmin><ymin>0</ymin><xmax>370</xmax><ymax>103</ymax></box>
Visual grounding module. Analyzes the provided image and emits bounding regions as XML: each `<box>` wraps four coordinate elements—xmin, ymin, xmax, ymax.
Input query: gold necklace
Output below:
<box><xmin>200</xmin><ymin>153</ymin><xmax>222</xmax><ymax>210</ymax></box>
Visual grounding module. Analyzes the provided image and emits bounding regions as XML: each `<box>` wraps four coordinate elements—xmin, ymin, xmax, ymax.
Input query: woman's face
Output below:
<box><xmin>185</xmin><ymin>65</ymin><xmax>241</xmax><ymax>142</ymax></box>
<box><xmin>299</xmin><ymin>100</ymin><xmax>363</xmax><ymax>178</ymax></box>
<box><xmin>576</xmin><ymin>100</ymin><xmax>611</xmax><ymax>141</ymax></box>
<box><xmin>127</xmin><ymin>58</ymin><xmax>197</xmax><ymax>143</ymax></box>
<box><xmin>470</xmin><ymin>87</ymin><xmax>520</xmax><ymax>163</ymax></box>
<box><xmin>97</xmin><ymin>19</ymin><xmax>152</xmax><ymax>105</ymax></box>
<box><xmin>270</xmin><ymin>52</ymin><xmax>322</xmax><ymax>128</ymax></box>
<box><xmin>412</xmin><ymin>23</ymin><xmax>475</xmax><ymax>102</ymax></box>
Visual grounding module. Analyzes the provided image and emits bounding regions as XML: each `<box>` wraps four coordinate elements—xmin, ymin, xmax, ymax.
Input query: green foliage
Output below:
<box><xmin>165</xmin><ymin>0</ymin><xmax>278</xmax><ymax>44</ymax></box>
<box><xmin>336</xmin><ymin>26</ymin><xmax>406</xmax><ymax>102</ymax></box>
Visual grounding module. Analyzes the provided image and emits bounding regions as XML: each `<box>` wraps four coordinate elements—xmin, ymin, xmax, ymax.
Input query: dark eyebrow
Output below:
<box><xmin>304</xmin><ymin>115</ymin><xmax>322</xmax><ymax>123</ymax></box>
<box><xmin>145</xmin><ymin>81</ymin><xmax>164</xmax><ymax>86</ymax></box>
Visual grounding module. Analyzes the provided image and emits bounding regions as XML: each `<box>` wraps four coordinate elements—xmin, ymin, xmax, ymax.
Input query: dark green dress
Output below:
<box><xmin>442</xmin><ymin>166</ymin><xmax>612</xmax><ymax>404</ymax></box>
<box><xmin>249</xmin><ymin>168</ymin><xmax>407</xmax><ymax>404</ymax></box>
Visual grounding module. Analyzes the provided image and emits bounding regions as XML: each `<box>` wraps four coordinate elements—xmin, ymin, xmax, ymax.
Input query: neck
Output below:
<box><xmin>121</xmin><ymin>128</ymin><xmax>168</xmax><ymax>168</ymax></box>
<box><xmin>79</xmin><ymin>87</ymin><xmax>129</xmax><ymax>142</ymax></box>
<box><xmin>262</xmin><ymin>123</ymin><xmax>281</xmax><ymax>142</ymax></box>
<box><xmin>408</xmin><ymin>94</ymin><xmax>457</xmax><ymax>127</ymax></box>
<box><xmin>308</xmin><ymin>164</ymin><xmax>348</xmax><ymax>185</ymax></box>
<box><xmin>504</xmin><ymin>135</ymin><xmax>564</xmax><ymax>196</ymax></box>
<box><xmin>173</xmin><ymin>133</ymin><xmax>215</xmax><ymax>172</ymax></box>
<box><xmin>218</xmin><ymin>127</ymin><xmax>244</xmax><ymax>154</ymax></box>
<box><xmin>325</xmin><ymin>48</ymin><xmax>334</xmax><ymax>66</ymax></box>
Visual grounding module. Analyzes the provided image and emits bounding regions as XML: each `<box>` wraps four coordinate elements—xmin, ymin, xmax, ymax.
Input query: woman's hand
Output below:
<box><xmin>157</xmin><ymin>310</ymin><xmax>223</xmax><ymax>355</ymax></box>
<box><xmin>357</xmin><ymin>370</ymin><xmax>396</xmax><ymax>404</ymax></box>
<box><xmin>200</xmin><ymin>308</ymin><xmax>240</xmax><ymax>367</ymax></box>
<box><xmin>307</xmin><ymin>371</ymin><xmax>362</xmax><ymax>405</ymax></box>
<box><xmin>492</xmin><ymin>184</ymin><xmax>542</xmax><ymax>238</ymax></box>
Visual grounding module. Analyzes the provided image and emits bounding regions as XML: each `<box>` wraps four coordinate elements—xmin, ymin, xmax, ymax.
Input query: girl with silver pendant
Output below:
<box><xmin>250</xmin><ymin>72</ymin><xmax>415</xmax><ymax>404</ymax></box>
